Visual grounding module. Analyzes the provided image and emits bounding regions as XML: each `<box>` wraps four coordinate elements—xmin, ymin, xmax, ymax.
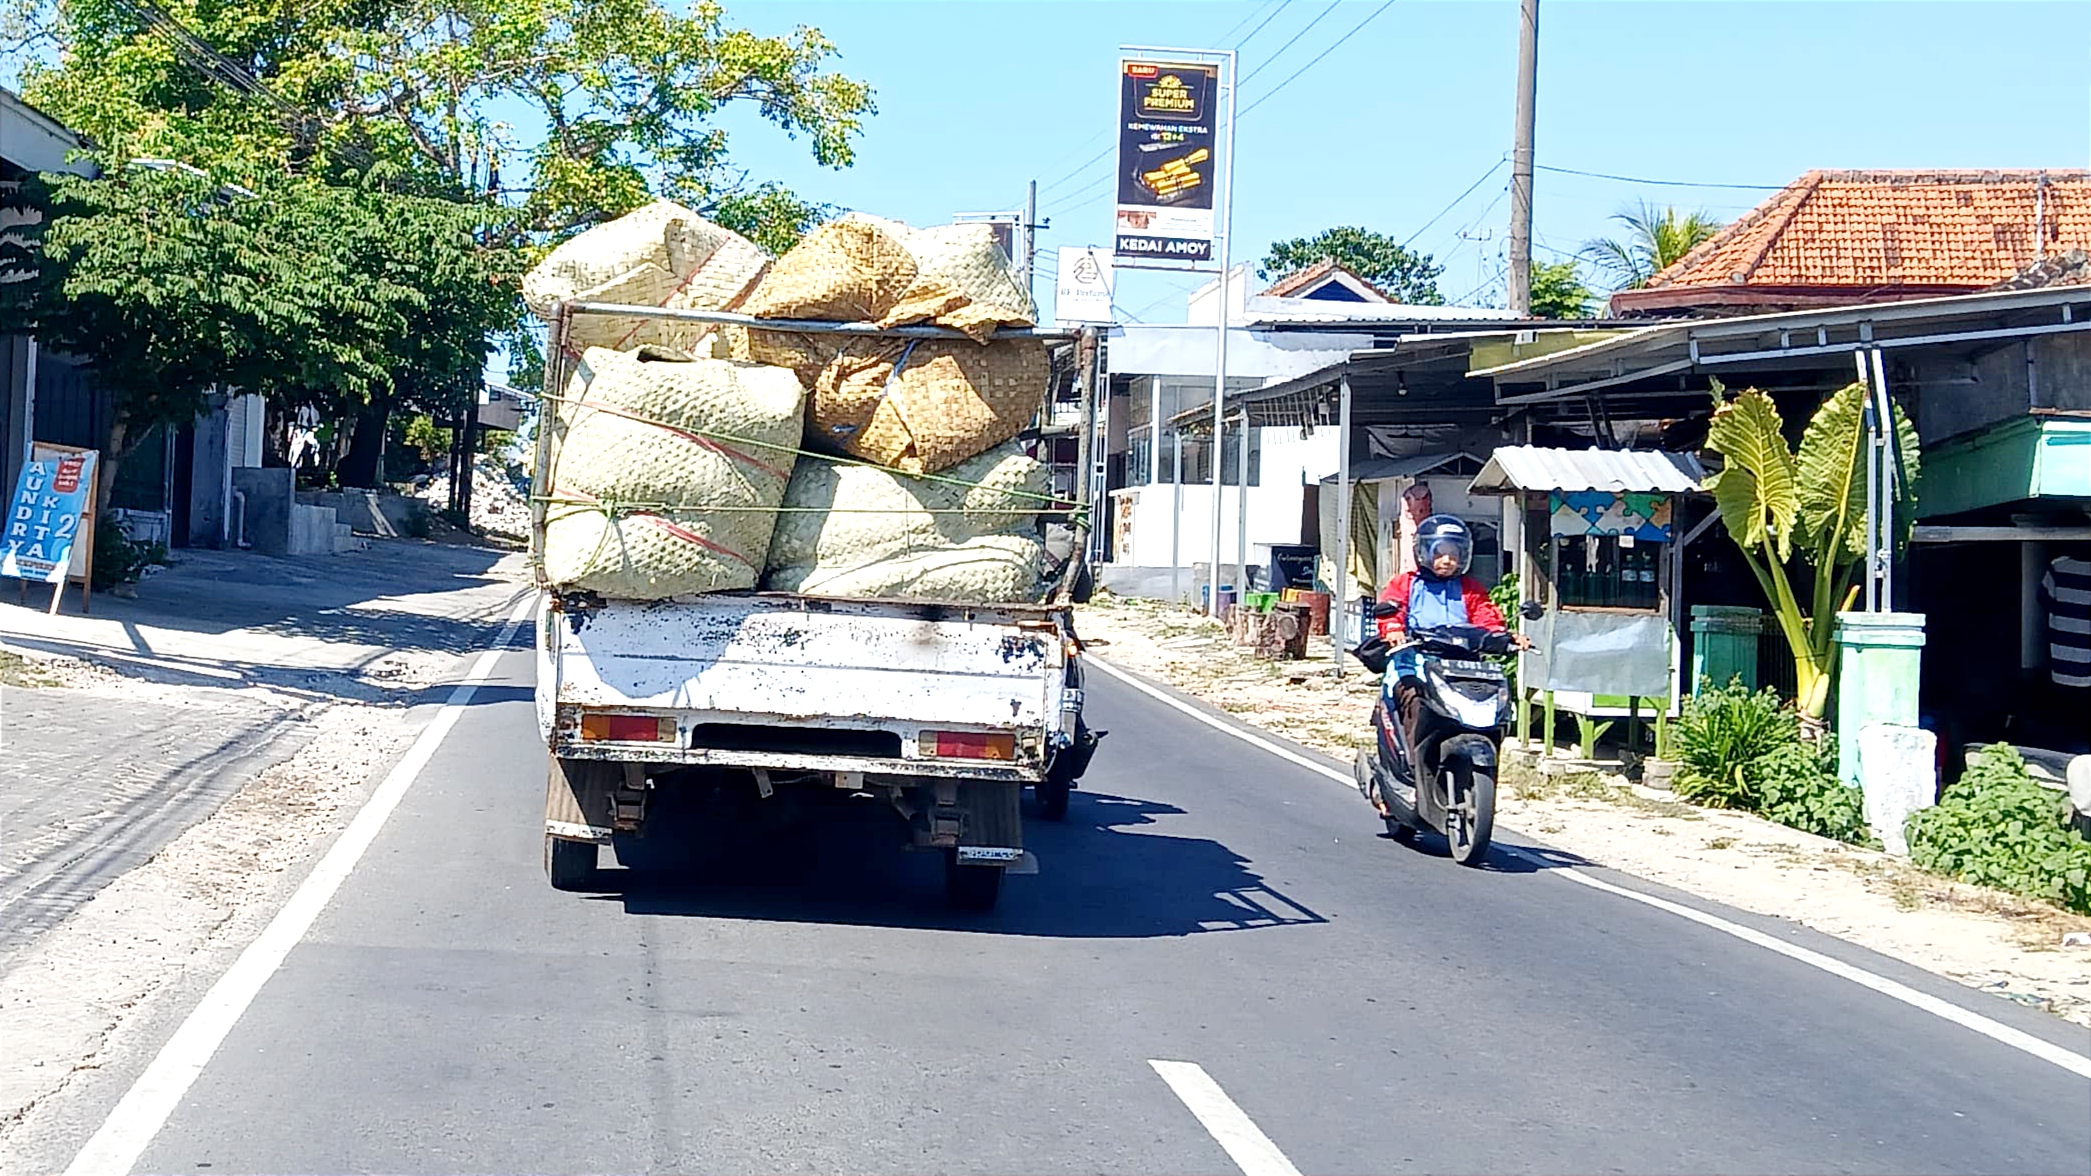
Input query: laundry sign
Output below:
<box><xmin>3</xmin><ymin>445</ymin><xmax>98</xmax><ymax>606</ymax></box>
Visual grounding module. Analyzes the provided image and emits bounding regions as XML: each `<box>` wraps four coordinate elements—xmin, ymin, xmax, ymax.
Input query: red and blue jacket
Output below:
<box><xmin>1375</xmin><ymin>572</ymin><xmax>1506</xmax><ymax>640</ymax></box>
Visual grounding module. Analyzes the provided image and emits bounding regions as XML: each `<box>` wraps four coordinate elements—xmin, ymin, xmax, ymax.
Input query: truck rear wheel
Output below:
<box><xmin>944</xmin><ymin>852</ymin><xmax>1004</xmax><ymax>911</ymax></box>
<box><xmin>1033</xmin><ymin>777</ymin><xmax>1071</xmax><ymax>821</ymax></box>
<box><xmin>544</xmin><ymin>835</ymin><xmax>598</xmax><ymax>891</ymax></box>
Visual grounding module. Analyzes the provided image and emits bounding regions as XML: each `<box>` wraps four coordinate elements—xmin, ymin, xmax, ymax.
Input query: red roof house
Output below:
<box><xmin>1610</xmin><ymin>169</ymin><xmax>2091</xmax><ymax>316</ymax></box>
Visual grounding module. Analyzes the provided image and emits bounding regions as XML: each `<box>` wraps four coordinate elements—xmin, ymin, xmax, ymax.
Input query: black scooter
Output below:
<box><xmin>1350</xmin><ymin>600</ymin><xmax>1541</xmax><ymax>865</ymax></box>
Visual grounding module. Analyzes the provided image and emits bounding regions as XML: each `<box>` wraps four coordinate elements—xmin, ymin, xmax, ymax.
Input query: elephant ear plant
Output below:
<box><xmin>1701</xmin><ymin>381</ymin><xmax>1920</xmax><ymax>722</ymax></box>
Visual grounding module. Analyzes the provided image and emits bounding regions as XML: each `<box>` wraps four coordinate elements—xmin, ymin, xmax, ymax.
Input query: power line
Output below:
<box><xmin>1035</xmin><ymin>131</ymin><xmax>1110</xmax><ymax>184</ymax></box>
<box><xmin>1535</xmin><ymin>163</ymin><xmax>1786</xmax><ymax>191</ymax></box>
<box><xmin>1218</xmin><ymin>0</ymin><xmax>1284</xmax><ymax>46</ymax></box>
<box><xmin>1237</xmin><ymin>0</ymin><xmax>1398</xmax><ymax>120</ymax></box>
<box><xmin>1432</xmin><ymin>180</ymin><xmax>1510</xmax><ymax>266</ymax></box>
<box><xmin>1452</xmin><ymin>262</ymin><xmax>1509</xmax><ymax>308</ymax></box>
<box><xmin>1231</xmin><ymin>0</ymin><xmax>1295</xmax><ymax>49</ymax></box>
<box><xmin>1401</xmin><ymin>157</ymin><xmax>1506</xmax><ymax>249</ymax></box>
<box><xmin>1038</xmin><ymin>146</ymin><xmax>1114</xmax><ymax>198</ymax></box>
<box><xmin>1236</xmin><ymin>0</ymin><xmax>1342</xmax><ymax>89</ymax></box>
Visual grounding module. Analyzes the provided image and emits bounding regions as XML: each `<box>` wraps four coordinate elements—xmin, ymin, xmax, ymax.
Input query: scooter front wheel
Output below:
<box><xmin>1443</xmin><ymin>761</ymin><xmax>1496</xmax><ymax>867</ymax></box>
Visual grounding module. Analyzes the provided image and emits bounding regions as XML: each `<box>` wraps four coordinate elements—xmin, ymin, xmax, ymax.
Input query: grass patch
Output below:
<box><xmin>0</xmin><ymin>649</ymin><xmax>60</xmax><ymax>688</ymax></box>
<box><xmin>1705</xmin><ymin>836</ymin><xmax>1736</xmax><ymax>850</ymax></box>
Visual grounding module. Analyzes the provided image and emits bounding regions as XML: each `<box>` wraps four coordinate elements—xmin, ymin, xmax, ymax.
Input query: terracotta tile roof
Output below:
<box><xmin>1611</xmin><ymin>169</ymin><xmax>2091</xmax><ymax>315</ymax></box>
<box><xmin>1260</xmin><ymin>258</ymin><xmax>1389</xmax><ymax>301</ymax></box>
<box><xmin>1991</xmin><ymin>247</ymin><xmax>2091</xmax><ymax>291</ymax></box>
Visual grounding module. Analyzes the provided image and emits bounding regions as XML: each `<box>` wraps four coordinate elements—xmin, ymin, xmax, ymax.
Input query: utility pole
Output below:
<box><xmin>1019</xmin><ymin>180</ymin><xmax>1039</xmax><ymax>294</ymax></box>
<box><xmin>1506</xmin><ymin>0</ymin><xmax>1539</xmax><ymax>317</ymax></box>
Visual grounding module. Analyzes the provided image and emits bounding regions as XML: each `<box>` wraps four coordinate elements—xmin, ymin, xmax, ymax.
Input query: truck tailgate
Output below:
<box><xmin>541</xmin><ymin>595</ymin><xmax>1066</xmax><ymax>776</ymax></box>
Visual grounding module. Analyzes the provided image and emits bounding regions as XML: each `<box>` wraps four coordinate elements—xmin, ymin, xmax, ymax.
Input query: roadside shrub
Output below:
<box><xmin>1671</xmin><ymin>676</ymin><xmax>1871</xmax><ymax>844</ymax></box>
<box><xmin>1672</xmin><ymin>677</ymin><xmax>1795</xmax><ymax>810</ymax></box>
<box><xmin>90</xmin><ymin>524</ymin><xmax>165</xmax><ymax>591</ymax></box>
<box><xmin>1488</xmin><ymin>571</ymin><xmax>1522</xmax><ymax>687</ymax></box>
<box><xmin>1753</xmin><ymin>740</ymin><xmax>1871</xmax><ymax>845</ymax></box>
<box><xmin>1907</xmin><ymin>745</ymin><xmax>2091</xmax><ymax>915</ymax></box>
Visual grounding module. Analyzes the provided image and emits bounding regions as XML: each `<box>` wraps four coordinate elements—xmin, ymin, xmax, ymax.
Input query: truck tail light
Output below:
<box><xmin>578</xmin><ymin>712</ymin><xmax>676</xmax><ymax>743</ymax></box>
<box><xmin>920</xmin><ymin>731</ymin><xmax>1017</xmax><ymax>761</ymax></box>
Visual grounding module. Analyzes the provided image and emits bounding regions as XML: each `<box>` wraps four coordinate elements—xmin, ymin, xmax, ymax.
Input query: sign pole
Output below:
<box><xmin>1205</xmin><ymin>49</ymin><xmax>1237</xmax><ymax>617</ymax></box>
<box><xmin>1114</xmin><ymin>49</ymin><xmax>1229</xmax><ymax>610</ymax></box>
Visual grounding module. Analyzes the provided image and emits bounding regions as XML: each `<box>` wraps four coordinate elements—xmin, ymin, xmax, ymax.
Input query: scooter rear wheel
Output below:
<box><xmin>1443</xmin><ymin>761</ymin><xmax>1496</xmax><ymax>867</ymax></box>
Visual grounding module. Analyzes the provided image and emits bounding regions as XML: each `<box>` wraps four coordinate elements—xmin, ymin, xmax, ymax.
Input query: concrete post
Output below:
<box><xmin>1834</xmin><ymin>610</ymin><xmax>1927</xmax><ymax>789</ymax></box>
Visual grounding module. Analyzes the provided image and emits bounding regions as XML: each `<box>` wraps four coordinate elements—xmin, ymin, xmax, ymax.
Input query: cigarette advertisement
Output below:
<box><xmin>1115</xmin><ymin>59</ymin><xmax>1217</xmax><ymax>264</ymax></box>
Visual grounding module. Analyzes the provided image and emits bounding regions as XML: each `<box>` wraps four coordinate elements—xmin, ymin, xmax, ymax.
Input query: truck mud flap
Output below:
<box><xmin>545</xmin><ymin>754</ymin><xmax>619</xmax><ymax>844</ymax></box>
<box><xmin>919</xmin><ymin>779</ymin><xmax>1022</xmax><ymax>858</ymax></box>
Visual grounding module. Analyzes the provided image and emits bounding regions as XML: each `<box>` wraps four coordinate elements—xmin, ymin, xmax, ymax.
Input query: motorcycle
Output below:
<box><xmin>1350</xmin><ymin>599</ymin><xmax>1542</xmax><ymax>866</ymax></box>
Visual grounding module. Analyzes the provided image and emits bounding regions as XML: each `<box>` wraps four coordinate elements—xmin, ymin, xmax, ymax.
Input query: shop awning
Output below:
<box><xmin>1468</xmin><ymin>446</ymin><xmax>1708</xmax><ymax>496</ymax></box>
<box><xmin>1919</xmin><ymin>413</ymin><xmax>2091</xmax><ymax>518</ymax></box>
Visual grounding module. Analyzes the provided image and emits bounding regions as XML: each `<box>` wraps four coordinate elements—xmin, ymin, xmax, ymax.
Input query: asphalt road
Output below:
<box><xmin>65</xmin><ymin>646</ymin><xmax>2091</xmax><ymax>1174</ymax></box>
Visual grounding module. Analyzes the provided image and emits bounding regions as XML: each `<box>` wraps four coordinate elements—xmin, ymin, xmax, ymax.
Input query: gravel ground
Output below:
<box><xmin>0</xmin><ymin>614</ymin><xmax>498</xmax><ymax>1148</ymax></box>
<box><xmin>1076</xmin><ymin>591</ymin><xmax>2091</xmax><ymax>1028</ymax></box>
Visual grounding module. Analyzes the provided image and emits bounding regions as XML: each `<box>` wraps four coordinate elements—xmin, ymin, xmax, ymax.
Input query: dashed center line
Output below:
<box><xmin>1150</xmin><ymin>1059</ymin><xmax>1305</xmax><ymax>1176</ymax></box>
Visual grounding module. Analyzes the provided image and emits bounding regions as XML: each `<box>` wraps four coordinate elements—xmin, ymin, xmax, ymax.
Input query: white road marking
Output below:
<box><xmin>63</xmin><ymin>591</ymin><xmax>540</xmax><ymax>1176</ymax></box>
<box><xmin>1149</xmin><ymin>1060</ymin><xmax>1304</xmax><ymax>1176</ymax></box>
<box><xmin>1089</xmin><ymin>654</ymin><xmax>2091</xmax><ymax>1084</ymax></box>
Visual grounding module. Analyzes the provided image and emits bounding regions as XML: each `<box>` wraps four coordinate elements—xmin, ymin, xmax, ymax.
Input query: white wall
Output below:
<box><xmin>1114</xmin><ymin>425</ymin><xmax>1338</xmax><ymax>570</ymax></box>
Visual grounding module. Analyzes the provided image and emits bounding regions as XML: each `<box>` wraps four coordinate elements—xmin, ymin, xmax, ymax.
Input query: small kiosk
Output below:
<box><xmin>1469</xmin><ymin>446</ymin><xmax>1714</xmax><ymax>753</ymax></box>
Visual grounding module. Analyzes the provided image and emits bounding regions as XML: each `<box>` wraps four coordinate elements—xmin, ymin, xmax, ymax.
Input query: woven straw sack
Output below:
<box><xmin>739</xmin><ymin>216</ymin><xmax>918</xmax><ymax>325</ymax></box>
<box><xmin>762</xmin><ymin>442</ymin><xmax>1047</xmax><ymax>602</ymax></box>
<box><xmin>881</xmin><ymin>220</ymin><xmax>1038</xmax><ymax>342</ymax></box>
<box><xmin>741</xmin><ymin>214</ymin><xmax>1036</xmax><ymax>343</ymax></box>
<box><xmin>522</xmin><ymin>201</ymin><xmax>770</xmax><ymax>352</ymax></box>
<box><xmin>736</xmin><ymin>330</ymin><xmax>1047</xmax><ymax>476</ymax></box>
<box><xmin>543</xmin><ymin>346</ymin><xmax>804</xmax><ymax>600</ymax></box>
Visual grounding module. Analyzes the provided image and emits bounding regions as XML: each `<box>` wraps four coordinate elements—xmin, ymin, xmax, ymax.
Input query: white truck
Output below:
<box><xmin>531</xmin><ymin>304</ymin><xmax>1102</xmax><ymax>910</ymax></box>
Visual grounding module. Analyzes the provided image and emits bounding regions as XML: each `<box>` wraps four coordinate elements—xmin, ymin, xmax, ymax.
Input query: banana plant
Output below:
<box><xmin>1702</xmin><ymin>381</ymin><xmax>1920</xmax><ymax>720</ymax></box>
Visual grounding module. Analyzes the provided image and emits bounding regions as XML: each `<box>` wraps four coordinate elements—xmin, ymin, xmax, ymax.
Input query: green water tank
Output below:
<box><xmin>1834</xmin><ymin>611</ymin><xmax>1927</xmax><ymax>788</ymax></box>
<box><xmin>1690</xmin><ymin>605</ymin><xmax>1764</xmax><ymax>693</ymax></box>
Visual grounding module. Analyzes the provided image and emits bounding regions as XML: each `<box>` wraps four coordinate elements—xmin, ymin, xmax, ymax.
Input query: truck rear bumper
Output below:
<box><xmin>547</xmin><ymin>740</ymin><xmax>1045</xmax><ymax>784</ymax></box>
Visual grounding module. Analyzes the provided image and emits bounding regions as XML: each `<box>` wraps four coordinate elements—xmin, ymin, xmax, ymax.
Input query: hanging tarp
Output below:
<box><xmin>1526</xmin><ymin>610</ymin><xmax>1674</xmax><ymax>697</ymax></box>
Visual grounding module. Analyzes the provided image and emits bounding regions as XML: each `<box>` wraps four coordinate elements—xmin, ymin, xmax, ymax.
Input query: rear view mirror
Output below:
<box><xmin>1520</xmin><ymin>601</ymin><xmax>1545</xmax><ymax>621</ymax></box>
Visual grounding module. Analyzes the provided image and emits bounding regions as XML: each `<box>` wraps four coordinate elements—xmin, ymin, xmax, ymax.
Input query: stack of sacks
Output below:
<box><xmin>762</xmin><ymin>443</ymin><xmax>1048</xmax><ymax>603</ymax></box>
<box><xmin>738</xmin><ymin>214</ymin><xmax>1048</xmax><ymax>476</ymax></box>
<box><xmin>522</xmin><ymin>201</ymin><xmax>769</xmax><ymax>354</ymax></box>
<box><xmin>542</xmin><ymin>346</ymin><xmax>804</xmax><ymax>599</ymax></box>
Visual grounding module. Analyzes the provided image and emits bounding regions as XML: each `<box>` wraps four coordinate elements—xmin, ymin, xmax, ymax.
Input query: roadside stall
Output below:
<box><xmin>1468</xmin><ymin>446</ymin><xmax>1713</xmax><ymax>755</ymax></box>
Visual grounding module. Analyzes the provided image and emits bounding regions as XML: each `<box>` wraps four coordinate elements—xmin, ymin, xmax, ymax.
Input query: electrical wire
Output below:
<box><xmin>1238</xmin><ymin>0</ymin><xmax>1399</xmax><ymax>120</ymax></box>
<box><xmin>1535</xmin><ymin>163</ymin><xmax>1786</xmax><ymax>191</ymax></box>
<box><xmin>1038</xmin><ymin>145</ymin><xmax>1115</xmax><ymax>198</ymax></box>
<box><xmin>1230</xmin><ymin>0</ymin><xmax>1295</xmax><ymax>49</ymax></box>
<box><xmin>1401</xmin><ymin>157</ymin><xmax>1505</xmax><ymax>249</ymax></box>
<box><xmin>1236</xmin><ymin>0</ymin><xmax>1342</xmax><ymax>89</ymax></box>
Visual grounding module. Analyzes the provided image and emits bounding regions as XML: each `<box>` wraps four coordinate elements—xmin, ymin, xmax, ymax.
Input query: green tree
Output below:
<box><xmin>1701</xmin><ymin>381</ymin><xmax>1921</xmax><ymax>720</ymax></box>
<box><xmin>10</xmin><ymin>167</ymin><xmax>520</xmax><ymax>500</ymax></box>
<box><xmin>1259</xmin><ymin>226</ymin><xmax>1444</xmax><ymax>305</ymax></box>
<box><xmin>1584</xmin><ymin>202</ymin><xmax>1724</xmax><ymax>290</ymax></box>
<box><xmin>1528</xmin><ymin>259</ymin><xmax>1594</xmax><ymax>318</ymax></box>
<box><xmin>18</xmin><ymin>0</ymin><xmax>873</xmax><ymax>244</ymax></box>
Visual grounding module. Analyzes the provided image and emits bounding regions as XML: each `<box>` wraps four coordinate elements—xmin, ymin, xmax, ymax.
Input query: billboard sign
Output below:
<box><xmin>1</xmin><ymin>449</ymin><xmax>96</xmax><ymax>584</ymax></box>
<box><xmin>1054</xmin><ymin>246</ymin><xmax>1115</xmax><ymax>325</ymax></box>
<box><xmin>1114</xmin><ymin>59</ymin><xmax>1218</xmax><ymax>264</ymax></box>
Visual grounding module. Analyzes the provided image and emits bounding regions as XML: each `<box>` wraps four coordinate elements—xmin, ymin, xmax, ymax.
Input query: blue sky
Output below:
<box><xmin>709</xmin><ymin>0</ymin><xmax>2091</xmax><ymax>323</ymax></box>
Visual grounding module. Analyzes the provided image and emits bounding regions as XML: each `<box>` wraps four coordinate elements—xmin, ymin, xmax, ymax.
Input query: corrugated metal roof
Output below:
<box><xmin>1319</xmin><ymin>453</ymin><xmax>1481</xmax><ymax>485</ymax></box>
<box><xmin>1469</xmin><ymin>446</ymin><xmax>1707</xmax><ymax>495</ymax></box>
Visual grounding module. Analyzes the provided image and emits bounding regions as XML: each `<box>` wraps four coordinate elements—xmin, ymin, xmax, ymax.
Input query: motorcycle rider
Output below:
<box><xmin>1375</xmin><ymin>514</ymin><xmax>1531</xmax><ymax>787</ymax></box>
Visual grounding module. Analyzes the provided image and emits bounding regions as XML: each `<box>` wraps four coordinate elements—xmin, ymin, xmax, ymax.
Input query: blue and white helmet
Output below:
<box><xmin>1414</xmin><ymin>514</ymin><xmax>1473</xmax><ymax>576</ymax></box>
